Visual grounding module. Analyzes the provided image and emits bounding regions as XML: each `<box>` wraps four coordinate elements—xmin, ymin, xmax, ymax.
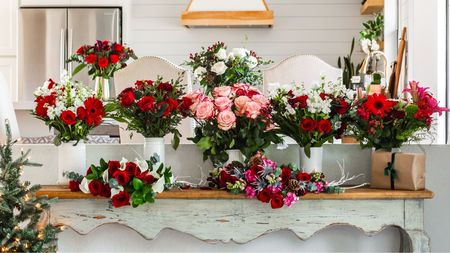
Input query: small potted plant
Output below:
<box><xmin>181</xmin><ymin>83</ymin><xmax>282</xmax><ymax>166</ymax></box>
<box><xmin>67</xmin><ymin>40</ymin><xmax>137</xmax><ymax>100</ymax></box>
<box><xmin>351</xmin><ymin>81</ymin><xmax>449</xmax><ymax>190</ymax></box>
<box><xmin>185</xmin><ymin>42</ymin><xmax>271</xmax><ymax>95</ymax></box>
<box><xmin>106</xmin><ymin>77</ymin><xmax>186</xmax><ymax>164</ymax></box>
<box><xmin>271</xmin><ymin>78</ymin><xmax>354</xmax><ymax>172</ymax></box>
<box><xmin>33</xmin><ymin>76</ymin><xmax>105</xmax><ymax>184</ymax></box>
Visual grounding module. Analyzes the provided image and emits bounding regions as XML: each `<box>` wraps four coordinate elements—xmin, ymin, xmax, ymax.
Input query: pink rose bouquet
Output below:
<box><xmin>181</xmin><ymin>83</ymin><xmax>282</xmax><ymax>165</ymax></box>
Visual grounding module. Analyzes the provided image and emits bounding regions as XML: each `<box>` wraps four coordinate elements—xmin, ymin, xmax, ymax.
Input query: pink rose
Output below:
<box><xmin>214</xmin><ymin>97</ymin><xmax>232</xmax><ymax>111</ymax></box>
<box><xmin>232</xmin><ymin>83</ymin><xmax>250</xmax><ymax>96</ymax></box>
<box><xmin>185</xmin><ymin>89</ymin><xmax>205</xmax><ymax>112</ymax></box>
<box><xmin>234</xmin><ymin>96</ymin><xmax>251</xmax><ymax>115</ymax></box>
<box><xmin>195</xmin><ymin>101</ymin><xmax>215</xmax><ymax>120</ymax></box>
<box><xmin>251</xmin><ymin>94</ymin><xmax>269</xmax><ymax>108</ymax></box>
<box><xmin>244</xmin><ymin>101</ymin><xmax>261</xmax><ymax>119</ymax></box>
<box><xmin>217</xmin><ymin>110</ymin><xmax>236</xmax><ymax>131</ymax></box>
<box><xmin>213</xmin><ymin>86</ymin><xmax>232</xmax><ymax>98</ymax></box>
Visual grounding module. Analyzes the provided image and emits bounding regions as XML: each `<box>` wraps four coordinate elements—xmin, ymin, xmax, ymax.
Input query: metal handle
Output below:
<box><xmin>68</xmin><ymin>28</ymin><xmax>73</xmax><ymax>74</ymax></box>
<box><xmin>60</xmin><ymin>28</ymin><xmax>65</xmax><ymax>77</ymax></box>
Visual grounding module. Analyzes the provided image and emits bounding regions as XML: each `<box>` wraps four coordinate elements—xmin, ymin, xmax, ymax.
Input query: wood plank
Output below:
<box><xmin>360</xmin><ymin>0</ymin><xmax>384</xmax><ymax>15</ymax></box>
<box><xmin>37</xmin><ymin>185</ymin><xmax>434</xmax><ymax>200</ymax></box>
<box><xmin>181</xmin><ymin>11</ymin><xmax>274</xmax><ymax>27</ymax></box>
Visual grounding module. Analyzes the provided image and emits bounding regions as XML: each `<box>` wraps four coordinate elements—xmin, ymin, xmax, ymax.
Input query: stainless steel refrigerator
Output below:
<box><xmin>19</xmin><ymin>8</ymin><xmax>121</xmax><ymax>102</ymax></box>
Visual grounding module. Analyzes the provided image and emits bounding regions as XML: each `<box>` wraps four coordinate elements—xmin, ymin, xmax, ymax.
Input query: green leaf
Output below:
<box><xmin>132</xmin><ymin>178</ymin><xmax>143</xmax><ymax>190</ymax></box>
<box><xmin>72</xmin><ymin>63</ymin><xmax>86</xmax><ymax>77</ymax></box>
<box><xmin>100</xmin><ymin>158</ymin><xmax>108</xmax><ymax>170</ymax></box>
<box><xmin>196</xmin><ymin>137</ymin><xmax>212</xmax><ymax>150</ymax></box>
<box><xmin>171</xmin><ymin>131</ymin><xmax>180</xmax><ymax>150</ymax></box>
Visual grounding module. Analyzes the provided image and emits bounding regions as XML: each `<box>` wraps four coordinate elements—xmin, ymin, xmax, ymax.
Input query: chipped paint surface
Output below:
<box><xmin>50</xmin><ymin>199</ymin><xmax>429</xmax><ymax>252</ymax></box>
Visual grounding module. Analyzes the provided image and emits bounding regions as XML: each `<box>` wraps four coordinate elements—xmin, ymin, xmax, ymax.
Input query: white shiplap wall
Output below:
<box><xmin>126</xmin><ymin>0</ymin><xmax>369</xmax><ymax>67</ymax></box>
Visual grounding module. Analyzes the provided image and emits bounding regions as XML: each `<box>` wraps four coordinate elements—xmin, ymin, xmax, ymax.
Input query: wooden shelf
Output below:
<box><xmin>361</xmin><ymin>0</ymin><xmax>384</xmax><ymax>15</ymax></box>
<box><xmin>37</xmin><ymin>185</ymin><xmax>434</xmax><ymax>200</ymax></box>
<box><xmin>181</xmin><ymin>10</ymin><xmax>274</xmax><ymax>27</ymax></box>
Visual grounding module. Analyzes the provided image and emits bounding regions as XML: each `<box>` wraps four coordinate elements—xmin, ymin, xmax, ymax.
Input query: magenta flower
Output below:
<box><xmin>245</xmin><ymin>186</ymin><xmax>256</xmax><ymax>198</ymax></box>
<box><xmin>284</xmin><ymin>192</ymin><xmax>298</xmax><ymax>207</ymax></box>
<box><xmin>244</xmin><ymin>170</ymin><xmax>257</xmax><ymax>183</ymax></box>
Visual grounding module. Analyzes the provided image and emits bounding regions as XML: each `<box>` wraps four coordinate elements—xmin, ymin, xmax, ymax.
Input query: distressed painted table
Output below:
<box><xmin>38</xmin><ymin>186</ymin><xmax>433</xmax><ymax>252</ymax></box>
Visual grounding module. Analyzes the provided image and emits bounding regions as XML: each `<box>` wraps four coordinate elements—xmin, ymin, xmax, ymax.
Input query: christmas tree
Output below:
<box><xmin>0</xmin><ymin>121</ymin><xmax>60</xmax><ymax>252</ymax></box>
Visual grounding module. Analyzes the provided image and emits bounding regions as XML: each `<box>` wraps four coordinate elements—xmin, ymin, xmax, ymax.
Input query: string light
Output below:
<box><xmin>1</xmin><ymin>246</ymin><xmax>8</xmax><ymax>252</ymax></box>
<box><xmin>37</xmin><ymin>232</ymin><xmax>45</xmax><ymax>240</ymax></box>
<box><xmin>35</xmin><ymin>203</ymin><xmax>41</xmax><ymax>209</ymax></box>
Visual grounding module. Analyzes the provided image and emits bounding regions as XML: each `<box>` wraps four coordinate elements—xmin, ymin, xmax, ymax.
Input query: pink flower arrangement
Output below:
<box><xmin>181</xmin><ymin>83</ymin><xmax>282</xmax><ymax>164</ymax></box>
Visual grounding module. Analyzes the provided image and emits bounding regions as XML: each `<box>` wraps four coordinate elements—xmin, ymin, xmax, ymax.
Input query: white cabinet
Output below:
<box><xmin>0</xmin><ymin>57</ymin><xmax>17</xmax><ymax>101</ymax></box>
<box><xmin>0</xmin><ymin>0</ymin><xmax>18</xmax><ymax>55</ymax></box>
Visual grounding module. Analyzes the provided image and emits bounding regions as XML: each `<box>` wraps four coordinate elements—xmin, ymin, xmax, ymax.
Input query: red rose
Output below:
<box><xmin>125</xmin><ymin>162</ymin><xmax>139</xmax><ymax>176</ymax></box>
<box><xmin>100</xmin><ymin>184</ymin><xmax>111</xmax><ymax>198</ymax></box>
<box><xmin>43</xmin><ymin>94</ymin><xmax>56</xmax><ymax>106</ymax></box>
<box><xmin>35</xmin><ymin>101</ymin><xmax>48</xmax><ymax>118</ymax></box>
<box><xmin>250</xmin><ymin>164</ymin><xmax>263</xmax><ymax>175</ymax></box>
<box><xmin>357</xmin><ymin>107</ymin><xmax>370</xmax><ymax>121</ymax></box>
<box><xmin>60</xmin><ymin>110</ymin><xmax>77</xmax><ymax>125</ymax></box>
<box><xmin>88</xmin><ymin>179</ymin><xmax>103</xmax><ymax>196</ymax></box>
<box><xmin>270</xmin><ymin>193</ymin><xmax>284</xmax><ymax>209</ymax></box>
<box><xmin>76</xmin><ymin>46</ymin><xmax>85</xmax><ymax>55</ymax></box>
<box><xmin>300</xmin><ymin>118</ymin><xmax>316</xmax><ymax>132</ymax></box>
<box><xmin>110</xmin><ymin>54</ymin><xmax>120</xmax><ymax>64</ymax></box>
<box><xmin>113</xmin><ymin>170</ymin><xmax>131</xmax><ymax>186</ymax></box>
<box><xmin>281</xmin><ymin>167</ymin><xmax>292</xmax><ymax>184</ymax></box>
<box><xmin>108</xmin><ymin>160</ymin><xmax>121</xmax><ymax>176</ymax></box>
<box><xmin>289</xmin><ymin>95</ymin><xmax>307</xmax><ymax>109</ymax></box>
<box><xmin>157</xmin><ymin>82</ymin><xmax>173</xmax><ymax>92</ymax></box>
<box><xmin>119</xmin><ymin>88</ymin><xmax>135</xmax><ymax>107</ymax></box>
<box><xmin>114</xmin><ymin>43</ymin><xmax>124</xmax><ymax>53</ymax></box>
<box><xmin>68</xmin><ymin>180</ymin><xmax>80</xmax><ymax>192</ymax></box>
<box><xmin>111</xmin><ymin>191</ymin><xmax>130</xmax><ymax>208</ymax></box>
<box><xmin>218</xmin><ymin>170</ymin><xmax>236</xmax><ymax>188</ymax></box>
<box><xmin>47</xmin><ymin>79</ymin><xmax>56</xmax><ymax>89</ymax></box>
<box><xmin>137</xmin><ymin>96</ymin><xmax>155</xmax><ymax>112</ymax></box>
<box><xmin>179</xmin><ymin>97</ymin><xmax>193</xmax><ymax>112</ymax></box>
<box><xmin>167</xmin><ymin>97</ymin><xmax>179</xmax><ymax>111</ymax></box>
<box><xmin>136</xmin><ymin>171</ymin><xmax>155</xmax><ymax>184</ymax></box>
<box><xmin>296</xmin><ymin>172</ymin><xmax>311</xmax><ymax>182</ymax></box>
<box><xmin>98</xmin><ymin>57</ymin><xmax>109</xmax><ymax>69</ymax></box>
<box><xmin>257</xmin><ymin>188</ymin><xmax>272</xmax><ymax>203</ymax></box>
<box><xmin>335</xmin><ymin>99</ymin><xmax>349</xmax><ymax>115</ymax></box>
<box><xmin>85</xmin><ymin>54</ymin><xmax>97</xmax><ymax>64</ymax></box>
<box><xmin>77</xmin><ymin>107</ymin><xmax>86</xmax><ymax>120</ymax></box>
<box><xmin>317</xmin><ymin>119</ymin><xmax>332</xmax><ymax>134</ymax></box>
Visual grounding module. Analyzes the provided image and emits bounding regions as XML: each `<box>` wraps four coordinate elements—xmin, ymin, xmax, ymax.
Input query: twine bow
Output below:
<box><xmin>384</xmin><ymin>152</ymin><xmax>397</xmax><ymax>190</ymax></box>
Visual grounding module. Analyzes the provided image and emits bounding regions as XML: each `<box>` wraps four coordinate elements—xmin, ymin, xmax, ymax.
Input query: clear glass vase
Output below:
<box><xmin>94</xmin><ymin>77</ymin><xmax>115</xmax><ymax>101</ymax></box>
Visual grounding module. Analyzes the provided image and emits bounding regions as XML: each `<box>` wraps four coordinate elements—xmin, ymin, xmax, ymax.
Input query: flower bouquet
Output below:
<box><xmin>67</xmin><ymin>40</ymin><xmax>137</xmax><ymax>100</ymax></box>
<box><xmin>351</xmin><ymin>81</ymin><xmax>449</xmax><ymax>190</ymax></box>
<box><xmin>66</xmin><ymin>154</ymin><xmax>172</xmax><ymax>208</ymax></box>
<box><xmin>105</xmin><ymin>77</ymin><xmax>186</xmax><ymax>162</ymax></box>
<box><xmin>33</xmin><ymin>76</ymin><xmax>105</xmax><ymax>183</ymax></box>
<box><xmin>185</xmin><ymin>42</ymin><xmax>271</xmax><ymax>94</ymax></box>
<box><xmin>208</xmin><ymin>153</ymin><xmax>337</xmax><ymax>209</ymax></box>
<box><xmin>271</xmin><ymin>79</ymin><xmax>354</xmax><ymax>172</ymax></box>
<box><xmin>181</xmin><ymin>83</ymin><xmax>282</xmax><ymax>165</ymax></box>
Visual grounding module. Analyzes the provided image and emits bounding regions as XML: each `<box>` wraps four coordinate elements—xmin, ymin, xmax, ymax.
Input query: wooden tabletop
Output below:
<box><xmin>37</xmin><ymin>185</ymin><xmax>434</xmax><ymax>200</ymax></box>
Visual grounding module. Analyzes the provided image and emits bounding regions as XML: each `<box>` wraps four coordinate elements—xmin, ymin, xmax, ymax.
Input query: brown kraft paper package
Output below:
<box><xmin>370</xmin><ymin>151</ymin><xmax>425</xmax><ymax>190</ymax></box>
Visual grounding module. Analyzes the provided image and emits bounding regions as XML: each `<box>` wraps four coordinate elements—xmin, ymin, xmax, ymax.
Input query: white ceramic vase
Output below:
<box><xmin>225</xmin><ymin>149</ymin><xmax>245</xmax><ymax>164</ymax></box>
<box><xmin>144</xmin><ymin>137</ymin><xmax>165</xmax><ymax>164</ymax></box>
<box><xmin>57</xmin><ymin>141</ymin><xmax>86</xmax><ymax>184</ymax></box>
<box><xmin>299</xmin><ymin>146</ymin><xmax>323</xmax><ymax>173</ymax></box>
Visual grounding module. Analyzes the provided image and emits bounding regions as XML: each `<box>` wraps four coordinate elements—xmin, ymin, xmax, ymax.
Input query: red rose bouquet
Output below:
<box><xmin>208</xmin><ymin>153</ymin><xmax>334</xmax><ymax>209</ymax></box>
<box><xmin>181</xmin><ymin>83</ymin><xmax>282</xmax><ymax>165</ymax></box>
<box><xmin>351</xmin><ymin>81</ymin><xmax>449</xmax><ymax>151</ymax></box>
<box><xmin>185</xmin><ymin>42</ymin><xmax>271</xmax><ymax>95</ymax></box>
<box><xmin>271</xmin><ymin>79</ymin><xmax>355</xmax><ymax>156</ymax></box>
<box><xmin>106</xmin><ymin>77</ymin><xmax>186</xmax><ymax>148</ymax></box>
<box><xmin>67</xmin><ymin>154</ymin><xmax>172</xmax><ymax>208</ymax></box>
<box><xmin>68</xmin><ymin>40</ymin><xmax>137</xmax><ymax>79</ymax></box>
<box><xmin>33</xmin><ymin>77</ymin><xmax>105</xmax><ymax>145</ymax></box>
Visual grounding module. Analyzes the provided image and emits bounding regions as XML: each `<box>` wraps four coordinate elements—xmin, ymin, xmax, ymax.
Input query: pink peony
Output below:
<box><xmin>195</xmin><ymin>100</ymin><xmax>215</xmax><ymax>120</ymax></box>
<box><xmin>284</xmin><ymin>192</ymin><xmax>298</xmax><ymax>207</ymax></box>
<box><xmin>245</xmin><ymin>186</ymin><xmax>256</xmax><ymax>198</ymax></box>
<box><xmin>234</xmin><ymin>96</ymin><xmax>251</xmax><ymax>115</ymax></box>
<box><xmin>213</xmin><ymin>86</ymin><xmax>232</xmax><ymax>98</ymax></box>
<box><xmin>217</xmin><ymin>110</ymin><xmax>236</xmax><ymax>130</ymax></box>
<box><xmin>244</xmin><ymin>101</ymin><xmax>262</xmax><ymax>119</ymax></box>
<box><xmin>214</xmin><ymin>96</ymin><xmax>233</xmax><ymax>111</ymax></box>
<box><xmin>251</xmin><ymin>94</ymin><xmax>269</xmax><ymax>108</ymax></box>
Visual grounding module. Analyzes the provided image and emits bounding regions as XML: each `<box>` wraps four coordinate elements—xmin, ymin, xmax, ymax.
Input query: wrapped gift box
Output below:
<box><xmin>371</xmin><ymin>151</ymin><xmax>425</xmax><ymax>190</ymax></box>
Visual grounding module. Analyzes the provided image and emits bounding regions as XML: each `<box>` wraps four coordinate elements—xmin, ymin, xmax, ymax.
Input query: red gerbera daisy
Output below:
<box><xmin>364</xmin><ymin>94</ymin><xmax>392</xmax><ymax>117</ymax></box>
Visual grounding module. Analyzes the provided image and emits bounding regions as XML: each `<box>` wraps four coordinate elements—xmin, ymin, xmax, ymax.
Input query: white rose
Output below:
<box><xmin>102</xmin><ymin>169</ymin><xmax>109</xmax><ymax>183</ymax></box>
<box><xmin>247</xmin><ymin>56</ymin><xmax>258</xmax><ymax>69</ymax></box>
<box><xmin>211</xmin><ymin>61</ymin><xmax>227</xmax><ymax>75</ymax></box>
<box><xmin>135</xmin><ymin>159</ymin><xmax>148</xmax><ymax>173</ymax></box>
<box><xmin>215</xmin><ymin>48</ymin><xmax>227</xmax><ymax>60</ymax></box>
<box><xmin>152</xmin><ymin>177</ymin><xmax>165</xmax><ymax>193</ymax></box>
<box><xmin>231</xmin><ymin>48</ymin><xmax>249</xmax><ymax>58</ymax></box>
<box><xmin>193</xmin><ymin>67</ymin><xmax>207</xmax><ymax>81</ymax></box>
<box><xmin>79</xmin><ymin>178</ymin><xmax>91</xmax><ymax>194</ymax></box>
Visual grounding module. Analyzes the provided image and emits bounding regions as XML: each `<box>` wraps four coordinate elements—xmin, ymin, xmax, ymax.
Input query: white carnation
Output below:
<box><xmin>211</xmin><ymin>61</ymin><xmax>227</xmax><ymax>75</ymax></box>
